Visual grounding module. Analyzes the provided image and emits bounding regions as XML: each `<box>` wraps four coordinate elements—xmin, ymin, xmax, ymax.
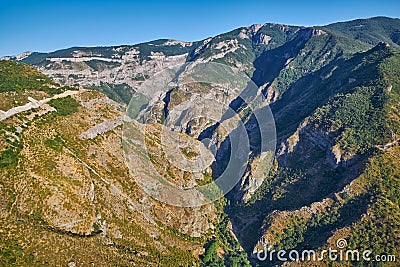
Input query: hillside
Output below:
<box><xmin>1</xmin><ymin>16</ymin><xmax>400</xmax><ymax>266</ymax></box>
<box><xmin>0</xmin><ymin>61</ymin><xmax>226</xmax><ymax>266</ymax></box>
<box><xmin>325</xmin><ymin>16</ymin><xmax>400</xmax><ymax>49</ymax></box>
<box><xmin>235</xmin><ymin>42</ymin><xmax>400</xmax><ymax>266</ymax></box>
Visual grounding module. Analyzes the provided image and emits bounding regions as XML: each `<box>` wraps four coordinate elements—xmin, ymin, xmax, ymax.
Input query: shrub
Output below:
<box><xmin>48</xmin><ymin>96</ymin><xmax>79</xmax><ymax>116</ymax></box>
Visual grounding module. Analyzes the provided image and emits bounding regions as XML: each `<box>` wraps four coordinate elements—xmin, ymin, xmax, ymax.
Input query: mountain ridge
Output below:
<box><xmin>1</xmin><ymin>16</ymin><xmax>400</xmax><ymax>266</ymax></box>
<box><xmin>3</xmin><ymin>16</ymin><xmax>398</xmax><ymax>58</ymax></box>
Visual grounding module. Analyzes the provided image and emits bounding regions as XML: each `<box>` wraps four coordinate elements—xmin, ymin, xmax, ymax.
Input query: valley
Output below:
<box><xmin>1</xmin><ymin>16</ymin><xmax>400</xmax><ymax>266</ymax></box>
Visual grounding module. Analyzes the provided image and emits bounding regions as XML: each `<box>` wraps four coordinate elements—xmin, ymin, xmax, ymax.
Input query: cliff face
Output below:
<box><xmin>2</xmin><ymin>16</ymin><xmax>400</xmax><ymax>266</ymax></box>
<box><xmin>10</xmin><ymin>23</ymin><xmax>371</xmax><ymax>202</ymax></box>
<box><xmin>248</xmin><ymin>43</ymin><xmax>400</xmax><ymax>264</ymax></box>
<box><xmin>6</xmin><ymin>20</ymin><xmax>394</xmax><ymax>203</ymax></box>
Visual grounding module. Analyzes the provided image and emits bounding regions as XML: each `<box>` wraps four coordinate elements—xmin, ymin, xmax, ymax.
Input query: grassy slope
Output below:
<box><xmin>0</xmin><ymin>62</ymin><xmax>208</xmax><ymax>266</ymax></box>
<box><xmin>0</xmin><ymin>60</ymin><xmax>58</xmax><ymax>93</ymax></box>
<box><xmin>230</xmin><ymin>43</ymin><xmax>400</xmax><ymax>266</ymax></box>
<box><xmin>324</xmin><ymin>16</ymin><xmax>400</xmax><ymax>49</ymax></box>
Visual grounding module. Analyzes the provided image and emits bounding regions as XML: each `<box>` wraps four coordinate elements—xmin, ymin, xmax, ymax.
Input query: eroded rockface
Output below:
<box><xmin>6</xmin><ymin>22</ymin><xmax>373</xmax><ymax>205</ymax></box>
<box><xmin>5</xmin><ymin>19</ymin><xmax>400</xmax><ymax>266</ymax></box>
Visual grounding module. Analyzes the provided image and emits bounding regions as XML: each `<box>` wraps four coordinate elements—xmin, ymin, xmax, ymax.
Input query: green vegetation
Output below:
<box><xmin>44</xmin><ymin>135</ymin><xmax>64</xmax><ymax>152</ymax></box>
<box><xmin>196</xmin><ymin>172</ymin><xmax>213</xmax><ymax>186</ymax></box>
<box><xmin>18</xmin><ymin>40</ymin><xmax>196</xmax><ymax>66</ymax></box>
<box><xmin>312</xmin><ymin>44</ymin><xmax>400</xmax><ymax>155</ymax></box>
<box><xmin>202</xmin><ymin>239</ymin><xmax>221</xmax><ymax>265</ymax></box>
<box><xmin>0</xmin><ymin>238</ymin><xmax>34</xmax><ymax>266</ymax></box>
<box><xmin>325</xmin><ymin>16</ymin><xmax>400</xmax><ymax>49</ymax></box>
<box><xmin>2</xmin><ymin>16</ymin><xmax>400</xmax><ymax>267</ymax></box>
<box><xmin>345</xmin><ymin>148</ymin><xmax>400</xmax><ymax>265</ymax></box>
<box><xmin>200</xmin><ymin>199</ymin><xmax>251</xmax><ymax>267</ymax></box>
<box><xmin>135</xmin><ymin>39</ymin><xmax>196</xmax><ymax>61</ymax></box>
<box><xmin>85</xmin><ymin>59</ymin><xmax>121</xmax><ymax>71</ymax></box>
<box><xmin>180</xmin><ymin>146</ymin><xmax>199</xmax><ymax>159</ymax></box>
<box><xmin>48</xmin><ymin>96</ymin><xmax>79</xmax><ymax>116</ymax></box>
<box><xmin>0</xmin><ymin>146</ymin><xmax>21</xmax><ymax>168</ymax></box>
<box><xmin>0</xmin><ymin>60</ymin><xmax>58</xmax><ymax>94</ymax></box>
<box><xmin>272</xmin><ymin>149</ymin><xmax>400</xmax><ymax>266</ymax></box>
<box><xmin>0</xmin><ymin>125</ymin><xmax>23</xmax><ymax>169</ymax></box>
<box><xmin>91</xmin><ymin>82</ymin><xmax>133</xmax><ymax>104</ymax></box>
<box><xmin>236</xmin><ymin>145</ymin><xmax>399</xmax><ymax>266</ymax></box>
<box><xmin>226</xmin><ymin>44</ymin><xmax>400</xmax><ymax>266</ymax></box>
<box><xmin>271</xmin><ymin>33</ymin><xmax>369</xmax><ymax>95</ymax></box>
<box><xmin>322</xmin><ymin>86</ymin><xmax>388</xmax><ymax>154</ymax></box>
<box><xmin>222</xmin><ymin>42</ymin><xmax>400</xmax><ymax>265</ymax></box>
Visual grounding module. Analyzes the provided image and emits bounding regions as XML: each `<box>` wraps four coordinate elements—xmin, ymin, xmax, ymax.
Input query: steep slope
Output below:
<box><xmin>6</xmin><ymin>22</ymin><xmax>374</xmax><ymax>203</ymax></box>
<box><xmin>325</xmin><ymin>16</ymin><xmax>400</xmax><ymax>49</ymax></box>
<box><xmin>0</xmin><ymin>60</ymin><xmax>224</xmax><ymax>266</ymax></box>
<box><xmin>6</xmin><ymin>17</ymin><xmax>399</xmax><ymax>107</ymax></box>
<box><xmin>243</xmin><ymin>43</ymin><xmax>400</xmax><ymax>266</ymax></box>
<box><xmin>4</xmin><ymin>40</ymin><xmax>198</xmax><ymax>104</ymax></box>
<box><xmin>2</xmin><ymin>16</ymin><xmax>400</xmax><ymax>266</ymax></box>
<box><xmin>4</xmin><ymin>20</ymin><xmax>374</xmax><ymax>106</ymax></box>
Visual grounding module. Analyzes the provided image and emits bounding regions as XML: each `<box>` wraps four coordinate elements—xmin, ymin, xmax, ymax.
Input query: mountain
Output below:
<box><xmin>239</xmin><ymin>42</ymin><xmax>400</xmax><ymax>262</ymax></box>
<box><xmin>325</xmin><ymin>16</ymin><xmax>400</xmax><ymax>49</ymax></box>
<box><xmin>0</xmin><ymin>60</ymin><xmax>222</xmax><ymax>266</ymax></box>
<box><xmin>1</xmin><ymin>16</ymin><xmax>400</xmax><ymax>266</ymax></box>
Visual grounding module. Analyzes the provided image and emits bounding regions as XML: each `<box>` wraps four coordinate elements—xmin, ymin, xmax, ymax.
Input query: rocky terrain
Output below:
<box><xmin>0</xmin><ymin>61</ymin><xmax>218</xmax><ymax>266</ymax></box>
<box><xmin>1</xmin><ymin>16</ymin><xmax>400</xmax><ymax>266</ymax></box>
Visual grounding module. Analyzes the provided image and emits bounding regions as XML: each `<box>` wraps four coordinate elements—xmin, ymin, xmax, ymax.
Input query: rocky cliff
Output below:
<box><xmin>2</xmin><ymin>16</ymin><xmax>400</xmax><ymax>266</ymax></box>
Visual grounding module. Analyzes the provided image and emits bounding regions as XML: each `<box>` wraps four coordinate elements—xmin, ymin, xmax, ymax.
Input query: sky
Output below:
<box><xmin>0</xmin><ymin>0</ymin><xmax>399</xmax><ymax>57</ymax></box>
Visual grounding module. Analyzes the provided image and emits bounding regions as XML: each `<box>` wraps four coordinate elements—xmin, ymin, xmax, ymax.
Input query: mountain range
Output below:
<box><xmin>1</xmin><ymin>16</ymin><xmax>400</xmax><ymax>266</ymax></box>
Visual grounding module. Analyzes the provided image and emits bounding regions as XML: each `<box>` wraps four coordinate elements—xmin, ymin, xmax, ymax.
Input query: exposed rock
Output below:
<box><xmin>348</xmin><ymin>77</ymin><xmax>356</xmax><ymax>83</ymax></box>
<box><xmin>79</xmin><ymin>116</ymin><xmax>123</xmax><ymax>139</ymax></box>
<box><xmin>253</xmin><ymin>33</ymin><xmax>272</xmax><ymax>45</ymax></box>
<box><xmin>2</xmin><ymin>51</ymin><xmax>32</xmax><ymax>61</ymax></box>
<box><xmin>248</xmin><ymin>24</ymin><xmax>264</xmax><ymax>35</ymax></box>
<box><xmin>35</xmin><ymin>48</ymin><xmax>189</xmax><ymax>90</ymax></box>
<box><xmin>0</xmin><ymin>90</ymin><xmax>80</xmax><ymax>121</ymax></box>
<box><xmin>89</xmin><ymin>182</ymin><xmax>95</xmax><ymax>202</ymax></box>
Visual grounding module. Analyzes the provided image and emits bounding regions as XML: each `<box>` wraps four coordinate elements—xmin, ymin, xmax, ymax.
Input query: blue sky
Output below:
<box><xmin>0</xmin><ymin>0</ymin><xmax>399</xmax><ymax>57</ymax></box>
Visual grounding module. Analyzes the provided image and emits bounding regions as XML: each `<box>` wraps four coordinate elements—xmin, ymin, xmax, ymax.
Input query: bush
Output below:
<box><xmin>44</xmin><ymin>135</ymin><xmax>64</xmax><ymax>152</ymax></box>
<box><xmin>48</xmin><ymin>96</ymin><xmax>79</xmax><ymax>116</ymax></box>
<box><xmin>0</xmin><ymin>147</ymin><xmax>20</xmax><ymax>168</ymax></box>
